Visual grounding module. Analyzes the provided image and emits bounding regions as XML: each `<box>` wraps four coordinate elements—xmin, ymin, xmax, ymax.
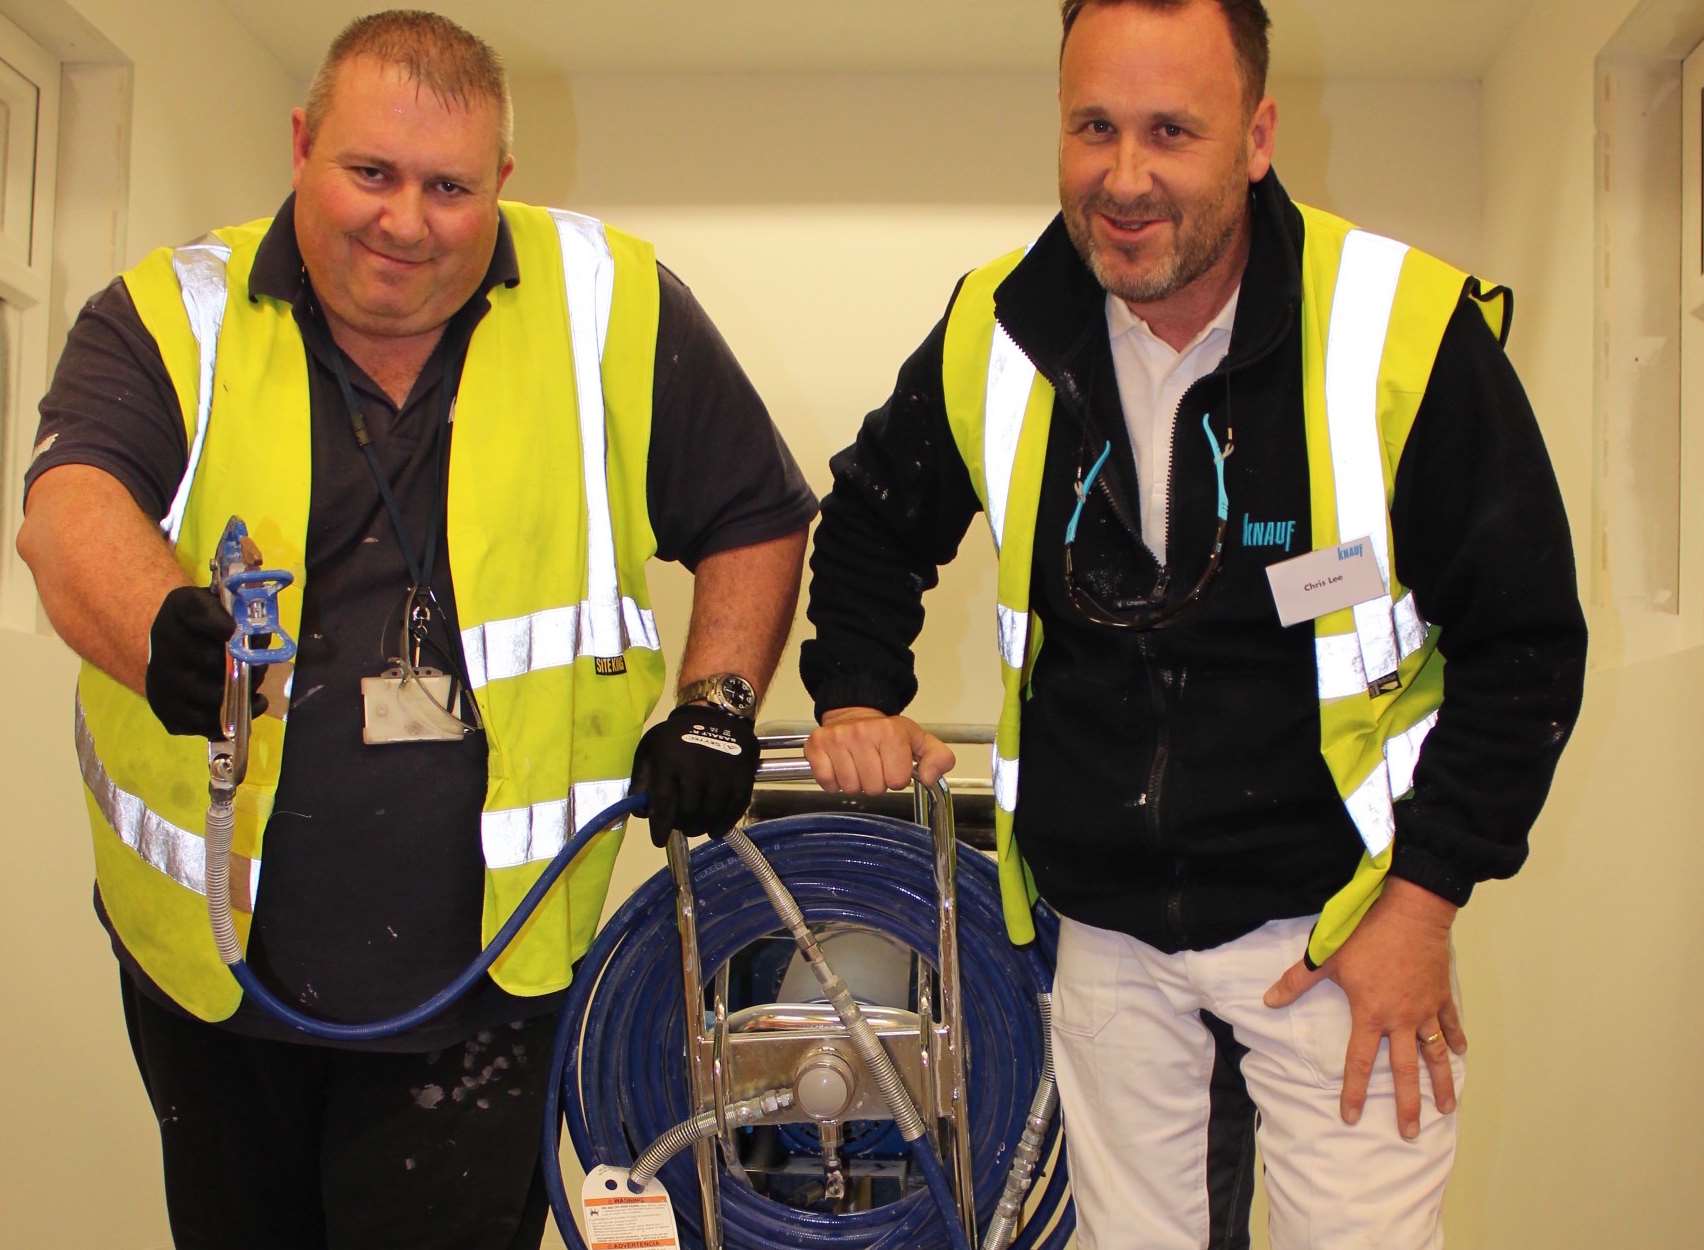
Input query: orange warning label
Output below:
<box><xmin>585</xmin><ymin>1195</ymin><xmax>668</xmax><ymax>1207</ymax></box>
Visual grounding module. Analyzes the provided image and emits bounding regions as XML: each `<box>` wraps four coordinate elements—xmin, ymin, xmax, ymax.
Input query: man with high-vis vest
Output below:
<box><xmin>17</xmin><ymin>12</ymin><xmax>814</xmax><ymax>1250</ymax></box>
<box><xmin>802</xmin><ymin>1</ymin><xmax>1586</xmax><ymax>1246</ymax></box>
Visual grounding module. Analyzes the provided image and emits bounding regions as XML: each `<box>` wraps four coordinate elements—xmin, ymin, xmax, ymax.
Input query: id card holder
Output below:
<box><xmin>361</xmin><ymin>665</ymin><xmax>469</xmax><ymax>745</ymax></box>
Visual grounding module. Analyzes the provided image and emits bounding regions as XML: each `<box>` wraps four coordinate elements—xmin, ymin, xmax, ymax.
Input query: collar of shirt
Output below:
<box><xmin>244</xmin><ymin>194</ymin><xmax>517</xmax><ymax>417</ymax></box>
<box><xmin>246</xmin><ymin>193</ymin><xmax>520</xmax><ymax>306</ymax></box>
<box><xmin>1105</xmin><ymin>285</ymin><xmax>1241</xmax><ymax>370</ymax></box>
<box><xmin>1103</xmin><ymin>285</ymin><xmax>1241</xmax><ymax>566</ymax></box>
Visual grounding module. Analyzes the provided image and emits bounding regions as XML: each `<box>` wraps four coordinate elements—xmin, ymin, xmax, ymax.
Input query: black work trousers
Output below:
<box><xmin>120</xmin><ymin>972</ymin><xmax>555</xmax><ymax>1250</ymax></box>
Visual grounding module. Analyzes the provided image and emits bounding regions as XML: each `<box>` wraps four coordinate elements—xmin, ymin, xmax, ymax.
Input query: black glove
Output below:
<box><xmin>632</xmin><ymin>703</ymin><xmax>759</xmax><ymax>846</ymax></box>
<box><xmin>145</xmin><ymin>585</ymin><xmax>268</xmax><ymax>739</ymax></box>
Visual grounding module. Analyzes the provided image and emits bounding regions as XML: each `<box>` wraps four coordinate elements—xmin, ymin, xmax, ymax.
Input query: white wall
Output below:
<box><xmin>0</xmin><ymin>2</ymin><xmax>295</xmax><ymax>1247</ymax></box>
<box><xmin>7</xmin><ymin>19</ymin><xmax>1604</xmax><ymax>1248</ymax></box>
<box><xmin>1448</xmin><ymin>3</ymin><xmax>1704</xmax><ymax>1248</ymax></box>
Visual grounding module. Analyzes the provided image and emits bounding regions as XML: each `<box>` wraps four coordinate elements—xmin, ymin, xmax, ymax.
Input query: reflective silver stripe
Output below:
<box><xmin>1342</xmin><ymin>763</ymin><xmax>1397</xmax><ymax>859</ymax></box>
<box><xmin>162</xmin><ymin>237</ymin><xmax>234</xmax><ymax>543</ymax></box>
<box><xmin>1341</xmin><ymin>710</ymin><xmax>1439</xmax><ymax>858</ymax></box>
<box><xmin>996</xmin><ymin>603</ymin><xmax>1028</xmax><ymax>671</ymax></box>
<box><xmin>573</xmin><ymin>777</ymin><xmax>633</xmax><ymax>834</ymax></box>
<box><xmin>1324</xmin><ymin>230</ymin><xmax>1410</xmax><ymax>690</ymax></box>
<box><xmin>548</xmin><ymin>209</ymin><xmax>630</xmax><ymax>661</ymax></box>
<box><xmin>74</xmin><ymin>699</ymin><xmax>262</xmax><ymax>908</ymax></box>
<box><xmin>1395</xmin><ymin>588</ymin><xmax>1428</xmax><ymax>658</ymax></box>
<box><xmin>1315</xmin><ymin>592</ymin><xmax>1429</xmax><ymax>700</ymax></box>
<box><xmin>983</xmin><ymin>324</ymin><xmax>1035</xmax><ymax>553</ymax></box>
<box><xmin>460</xmin><ymin>596</ymin><xmax>660</xmax><ymax>691</ymax></box>
<box><xmin>621</xmin><ymin>599</ymin><xmax>661</xmax><ymax>653</ymax></box>
<box><xmin>462</xmin><ymin>605</ymin><xmax>579</xmax><ymax>690</ymax></box>
<box><xmin>481</xmin><ymin>777</ymin><xmax>631</xmax><ymax>870</ymax></box>
<box><xmin>1385</xmin><ymin>709</ymin><xmax>1438</xmax><ymax>799</ymax></box>
<box><xmin>992</xmin><ymin>747</ymin><xmax>1020</xmax><ymax>814</ymax></box>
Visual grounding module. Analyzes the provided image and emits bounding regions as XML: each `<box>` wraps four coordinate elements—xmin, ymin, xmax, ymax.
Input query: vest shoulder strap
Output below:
<box><xmin>123</xmin><ymin>220</ymin><xmax>271</xmax><ymax>541</ymax></box>
<box><xmin>940</xmin><ymin>245</ymin><xmax>1032</xmax><ymax>517</ymax></box>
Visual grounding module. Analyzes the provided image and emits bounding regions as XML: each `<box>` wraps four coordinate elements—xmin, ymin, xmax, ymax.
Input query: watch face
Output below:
<box><xmin>719</xmin><ymin>675</ymin><xmax>757</xmax><ymax>714</ymax></box>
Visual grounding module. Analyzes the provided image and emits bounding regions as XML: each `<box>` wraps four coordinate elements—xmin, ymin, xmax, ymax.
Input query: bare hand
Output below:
<box><xmin>1263</xmin><ymin>877</ymin><xmax>1467</xmax><ymax>1139</ymax></box>
<box><xmin>804</xmin><ymin>708</ymin><xmax>956</xmax><ymax>795</ymax></box>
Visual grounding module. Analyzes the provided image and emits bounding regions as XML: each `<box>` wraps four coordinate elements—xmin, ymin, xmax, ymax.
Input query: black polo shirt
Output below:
<box><xmin>31</xmin><ymin>196</ymin><xmax>817</xmax><ymax>1050</ymax></box>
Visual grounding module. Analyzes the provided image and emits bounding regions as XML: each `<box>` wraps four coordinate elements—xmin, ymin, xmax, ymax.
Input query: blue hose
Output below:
<box><xmin>228</xmin><ymin>801</ymin><xmax>1074</xmax><ymax>1248</ymax></box>
<box><xmin>544</xmin><ymin>815</ymin><xmax>1075</xmax><ymax>1250</ymax></box>
<box><xmin>913</xmin><ymin>1138</ymin><xmax>976</xmax><ymax>1250</ymax></box>
<box><xmin>225</xmin><ymin>794</ymin><xmax>648</xmax><ymax>1042</ymax></box>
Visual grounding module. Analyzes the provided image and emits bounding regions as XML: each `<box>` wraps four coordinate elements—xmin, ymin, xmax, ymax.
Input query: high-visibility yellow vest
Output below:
<box><xmin>75</xmin><ymin>203</ymin><xmax>666</xmax><ymax>1021</ymax></box>
<box><xmin>941</xmin><ymin>203</ymin><xmax>1510</xmax><ymax>966</ymax></box>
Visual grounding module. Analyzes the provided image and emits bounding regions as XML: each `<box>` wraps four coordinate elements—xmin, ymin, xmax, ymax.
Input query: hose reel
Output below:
<box><xmin>547</xmin><ymin>760</ymin><xmax>1077</xmax><ymax>1250</ymax></box>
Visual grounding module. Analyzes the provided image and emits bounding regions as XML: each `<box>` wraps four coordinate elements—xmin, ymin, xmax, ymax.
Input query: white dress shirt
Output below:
<box><xmin>1104</xmin><ymin>287</ymin><xmax>1240</xmax><ymax>565</ymax></box>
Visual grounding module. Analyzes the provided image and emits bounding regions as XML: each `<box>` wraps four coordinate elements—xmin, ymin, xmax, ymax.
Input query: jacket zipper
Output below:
<box><xmin>1152</xmin><ymin>376</ymin><xmax>1219</xmax><ymax>946</ymax></box>
<box><xmin>1135</xmin><ymin>631</ymin><xmax>1184</xmax><ymax>945</ymax></box>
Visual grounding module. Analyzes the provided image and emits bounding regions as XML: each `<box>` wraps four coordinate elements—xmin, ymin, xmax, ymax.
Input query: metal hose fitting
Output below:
<box><xmin>628</xmin><ymin>1088</ymin><xmax>794</xmax><ymax>1191</ymax></box>
<box><xmin>980</xmin><ymin>994</ymin><xmax>1059</xmax><ymax>1250</ymax></box>
<box><xmin>203</xmin><ymin>772</ymin><xmax>243</xmax><ymax>966</ymax></box>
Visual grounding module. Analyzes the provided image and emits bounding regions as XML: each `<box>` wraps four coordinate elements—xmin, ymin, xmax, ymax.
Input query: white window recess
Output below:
<box><xmin>0</xmin><ymin>11</ymin><xmax>56</xmax><ymax>634</ymax></box>
<box><xmin>1594</xmin><ymin>2</ymin><xmax>1704</xmax><ymax>661</ymax></box>
<box><xmin>1679</xmin><ymin>39</ymin><xmax>1704</xmax><ymax>645</ymax></box>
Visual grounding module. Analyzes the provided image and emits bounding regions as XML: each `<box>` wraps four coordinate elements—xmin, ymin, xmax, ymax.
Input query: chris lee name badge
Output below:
<box><xmin>1264</xmin><ymin>537</ymin><xmax>1386</xmax><ymax>627</ymax></box>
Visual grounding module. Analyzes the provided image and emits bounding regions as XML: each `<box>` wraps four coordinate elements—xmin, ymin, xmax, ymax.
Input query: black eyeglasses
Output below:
<box><xmin>1062</xmin><ymin>411</ymin><xmax>1234</xmax><ymax>630</ymax></box>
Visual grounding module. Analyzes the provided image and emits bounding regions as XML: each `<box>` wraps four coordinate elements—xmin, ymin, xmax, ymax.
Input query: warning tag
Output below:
<box><xmin>579</xmin><ymin>1165</ymin><xmax>681</xmax><ymax>1249</ymax></box>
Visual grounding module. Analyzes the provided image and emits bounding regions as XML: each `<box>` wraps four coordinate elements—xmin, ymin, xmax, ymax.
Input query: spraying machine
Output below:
<box><xmin>199</xmin><ymin>516</ymin><xmax>1074</xmax><ymax>1250</ymax></box>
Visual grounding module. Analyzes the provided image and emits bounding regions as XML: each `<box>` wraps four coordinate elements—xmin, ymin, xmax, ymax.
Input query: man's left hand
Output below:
<box><xmin>632</xmin><ymin>703</ymin><xmax>759</xmax><ymax>846</ymax></box>
<box><xmin>1263</xmin><ymin>877</ymin><xmax>1467</xmax><ymax>1139</ymax></box>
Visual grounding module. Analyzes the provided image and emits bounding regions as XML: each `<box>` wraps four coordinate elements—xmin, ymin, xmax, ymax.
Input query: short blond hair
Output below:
<box><xmin>303</xmin><ymin>10</ymin><xmax>513</xmax><ymax>163</ymax></box>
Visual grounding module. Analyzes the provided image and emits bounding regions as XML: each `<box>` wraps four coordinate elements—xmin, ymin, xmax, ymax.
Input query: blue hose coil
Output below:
<box><xmin>223</xmin><ymin>796</ymin><xmax>1074</xmax><ymax>1248</ymax></box>
<box><xmin>543</xmin><ymin>813</ymin><xmax>1076</xmax><ymax>1250</ymax></box>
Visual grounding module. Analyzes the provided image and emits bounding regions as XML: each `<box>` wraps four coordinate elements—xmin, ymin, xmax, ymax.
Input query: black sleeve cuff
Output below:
<box><xmin>1388</xmin><ymin>839</ymin><xmax>1476</xmax><ymax>908</ymax></box>
<box><xmin>800</xmin><ymin>646</ymin><xmax>917</xmax><ymax>722</ymax></box>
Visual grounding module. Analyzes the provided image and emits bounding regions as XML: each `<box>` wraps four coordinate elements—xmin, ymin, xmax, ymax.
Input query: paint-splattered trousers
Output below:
<box><xmin>119</xmin><ymin>971</ymin><xmax>557</xmax><ymax>1250</ymax></box>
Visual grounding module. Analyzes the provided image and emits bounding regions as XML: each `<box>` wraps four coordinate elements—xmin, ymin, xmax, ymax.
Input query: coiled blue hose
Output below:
<box><xmin>217</xmin><ymin>797</ymin><xmax>1073</xmax><ymax>1248</ymax></box>
<box><xmin>542</xmin><ymin>814</ymin><xmax>1076</xmax><ymax>1250</ymax></box>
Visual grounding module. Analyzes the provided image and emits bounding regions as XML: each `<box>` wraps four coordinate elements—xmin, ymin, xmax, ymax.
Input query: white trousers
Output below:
<box><xmin>1051</xmin><ymin>915</ymin><xmax>1465</xmax><ymax>1250</ymax></box>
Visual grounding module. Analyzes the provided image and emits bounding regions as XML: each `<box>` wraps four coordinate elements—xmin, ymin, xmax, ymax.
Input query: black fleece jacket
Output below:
<box><xmin>801</xmin><ymin>172</ymin><xmax>1586</xmax><ymax>953</ymax></box>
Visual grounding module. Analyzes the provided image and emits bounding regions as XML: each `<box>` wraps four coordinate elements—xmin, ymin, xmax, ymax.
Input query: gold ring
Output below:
<box><xmin>1418</xmin><ymin>1030</ymin><xmax>1444</xmax><ymax>1047</ymax></box>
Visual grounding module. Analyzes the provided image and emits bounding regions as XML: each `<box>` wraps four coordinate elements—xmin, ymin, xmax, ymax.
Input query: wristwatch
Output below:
<box><xmin>676</xmin><ymin>672</ymin><xmax>758</xmax><ymax>719</ymax></box>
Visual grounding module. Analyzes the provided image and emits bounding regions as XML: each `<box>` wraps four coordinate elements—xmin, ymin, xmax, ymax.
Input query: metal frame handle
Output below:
<box><xmin>666</xmin><ymin>737</ymin><xmax>979</xmax><ymax>1248</ymax></box>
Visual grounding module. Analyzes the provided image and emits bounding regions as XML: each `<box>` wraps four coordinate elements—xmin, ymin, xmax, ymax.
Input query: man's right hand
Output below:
<box><xmin>145</xmin><ymin>585</ymin><xmax>264</xmax><ymax>739</ymax></box>
<box><xmin>804</xmin><ymin>707</ymin><xmax>955</xmax><ymax>795</ymax></box>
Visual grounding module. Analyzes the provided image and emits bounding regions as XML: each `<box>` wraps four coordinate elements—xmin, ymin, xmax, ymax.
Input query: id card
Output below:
<box><xmin>360</xmin><ymin>666</ymin><xmax>468</xmax><ymax>744</ymax></box>
<box><xmin>1264</xmin><ymin>536</ymin><xmax>1386</xmax><ymax>627</ymax></box>
<box><xmin>580</xmin><ymin>1165</ymin><xmax>680</xmax><ymax>1249</ymax></box>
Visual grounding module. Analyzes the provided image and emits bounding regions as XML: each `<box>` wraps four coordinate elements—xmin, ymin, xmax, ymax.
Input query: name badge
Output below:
<box><xmin>1264</xmin><ymin>536</ymin><xmax>1386</xmax><ymax>627</ymax></box>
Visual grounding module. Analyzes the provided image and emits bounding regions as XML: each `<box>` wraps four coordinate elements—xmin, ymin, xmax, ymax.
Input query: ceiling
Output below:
<box><xmin>222</xmin><ymin>0</ymin><xmax>1541</xmax><ymax>83</ymax></box>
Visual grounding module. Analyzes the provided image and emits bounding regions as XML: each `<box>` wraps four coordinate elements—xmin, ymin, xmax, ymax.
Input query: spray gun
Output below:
<box><xmin>203</xmin><ymin>516</ymin><xmax>297</xmax><ymax>963</ymax></box>
<box><xmin>206</xmin><ymin>515</ymin><xmax>297</xmax><ymax>795</ymax></box>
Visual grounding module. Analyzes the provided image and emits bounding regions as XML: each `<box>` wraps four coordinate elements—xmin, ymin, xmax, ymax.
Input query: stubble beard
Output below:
<box><xmin>1063</xmin><ymin>166</ymin><xmax>1248</xmax><ymax>306</ymax></box>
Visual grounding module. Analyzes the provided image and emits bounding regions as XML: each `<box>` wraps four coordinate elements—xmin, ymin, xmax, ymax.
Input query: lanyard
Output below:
<box><xmin>321</xmin><ymin>321</ymin><xmax>480</xmax><ymax>718</ymax></box>
<box><xmin>325</xmin><ymin>345</ymin><xmax>452</xmax><ymax>597</ymax></box>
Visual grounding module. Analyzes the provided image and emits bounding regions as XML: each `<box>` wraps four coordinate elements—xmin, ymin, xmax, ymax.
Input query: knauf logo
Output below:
<box><xmin>1241</xmin><ymin>514</ymin><xmax>1297</xmax><ymax>552</ymax></box>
